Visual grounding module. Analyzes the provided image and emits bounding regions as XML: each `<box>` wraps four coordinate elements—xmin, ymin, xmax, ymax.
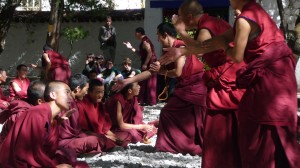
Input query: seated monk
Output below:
<box><xmin>0</xmin><ymin>81</ymin><xmax>88</xmax><ymax>168</ymax></box>
<box><xmin>106</xmin><ymin>82</ymin><xmax>157</xmax><ymax>144</ymax></box>
<box><xmin>8</xmin><ymin>64</ymin><xmax>31</xmax><ymax>101</ymax></box>
<box><xmin>77</xmin><ymin>79</ymin><xmax>125</xmax><ymax>148</ymax></box>
<box><xmin>59</xmin><ymin>74</ymin><xmax>116</xmax><ymax>155</ymax></box>
<box><xmin>0</xmin><ymin>80</ymin><xmax>45</xmax><ymax>144</ymax></box>
<box><xmin>0</xmin><ymin>68</ymin><xmax>9</xmax><ymax>110</ymax></box>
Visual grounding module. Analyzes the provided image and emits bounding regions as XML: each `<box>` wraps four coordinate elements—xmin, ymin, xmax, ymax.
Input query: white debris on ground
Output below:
<box><xmin>82</xmin><ymin>103</ymin><xmax>202</xmax><ymax>168</ymax></box>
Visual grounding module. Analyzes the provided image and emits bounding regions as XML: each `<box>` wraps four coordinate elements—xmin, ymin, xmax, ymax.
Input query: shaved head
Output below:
<box><xmin>180</xmin><ymin>0</ymin><xmax>204</xmax><ymax>16</ymax></box>
<box><xmin>44</xmin><ymin>81</ymin><xmax>69</xmax><ymax>102</ymax></box>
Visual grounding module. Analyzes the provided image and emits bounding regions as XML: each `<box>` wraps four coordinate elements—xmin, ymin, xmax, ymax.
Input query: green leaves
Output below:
<box><xmin>62</xmin><ymin>26</ymin><xmax>88</xmax><ymax>45</ymax></box>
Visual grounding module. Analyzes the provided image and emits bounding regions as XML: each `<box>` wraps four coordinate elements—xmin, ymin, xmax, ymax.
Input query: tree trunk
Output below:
<box><xmin>276</xmin><ymin>0</ymin><xmax>288</xmax><ymax>39</ymax></box>
<box><xmin>46</xmin><ymin>0</ymin><xmax>64</xmax><ymax>51</ymax></box>
<box><xmin>0</xmin><ymin>1</ymin><xmax>18</xmax><ymax>55</ymax></box>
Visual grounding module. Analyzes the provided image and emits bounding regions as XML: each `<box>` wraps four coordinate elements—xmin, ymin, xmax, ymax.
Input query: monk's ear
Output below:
<box><xmin>128</xmin><ymin>89</ymin><xmax>132</xmax><ymax>94</ymax></box>
<box><xmin>49</xmin><ymin>91</ymin><xmax>57</xmax><ymax>100</ymax></box>
<box><xmin>74</xmin><ymin>86</ymin><xmax>80</xmax><ymax>93</ymax></box>
<box><xmin>37</xmin><ymin>98</ymin><xmax>45</xmax><ymax>105</ymax></box>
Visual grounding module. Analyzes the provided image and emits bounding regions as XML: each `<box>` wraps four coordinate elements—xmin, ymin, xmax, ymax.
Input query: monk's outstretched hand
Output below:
<box><xmin>123</xmin><ymin>42</ymin><xmax>133</xmax><ymax>49</ymax></box>
<box><xmin>159</xmin><ymin>48</ymin><xmax>183</xmax><ymax>65</ymax></box>
<box><xmin>60</xmin><ymin>108</ymin><xmax>76</xmax><ymax>120</ymax></box>
<box><xmin>149</xmin><ymin>61</ymin><xmax>161</xmax><ymax>72</ymax></box>
<box><xmin>56</xmin><ymin>163</ymin><xmax>73</xmax><ymax>168</ymax></box>
<box><xmin>111</xmin><ymin>79</ymin><xmax>129</xmax><ymax>92</ymax></box>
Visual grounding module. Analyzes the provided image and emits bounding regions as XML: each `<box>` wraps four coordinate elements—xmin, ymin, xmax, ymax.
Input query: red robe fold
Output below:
<box><xmin>77</xmin><ymin>96</ymin><xmax>112</xmax><ymax>134</ymax></box>
<box><xmin>0</xmin><ymin>87</ymin><xmax>8</xmax><ymax>110</ymax></box>
<box><xmin>155</xmin><ymin>54</ymin><xmax>207</xmax><ymax>155</ymax></box>
<box><xmin>58</xmin><ymin>98</ymin><xmax>107</xmax><ymax>154</ymax></box>
<box><xmin>106</xmin><ymin>93</ymin><xmax>156</xmax><ymax>143</ymax></box>
<box><xmin>235</xmin><ymin>2</ymin><xmax>299</xmax><ymax>168</ymax></box>
<box><xmin>138</xmin><ymin>35</ymin><xmax>157</xmax><ymax>105</ymax></box>
<box><xmin>8</xmin><ymin>77</ymin><xmax>30</xmax><ymax>101</ymax></box>
<box><xmin>0</xmin><ymin>103</ymin><xmax>88</xmax><ymax>168</ymax></box>
<box><xmin>196</xmin><ymin>14</ymin><xmax>245</xmax><ymax>168</ymax></box>
<box><xmin>43</xmin><ymin>50</ymin><xmax>71</xmax><ymax>84</ymax></box>
<box><xmin>0</xmin><ymin>100</ymin><xmax>31</xmax><ymax>144</ymax></box>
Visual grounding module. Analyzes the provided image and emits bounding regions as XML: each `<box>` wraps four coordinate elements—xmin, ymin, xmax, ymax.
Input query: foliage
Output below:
<box><xmin>62</xmin><ymin>26</ymin><xmax>88</xmax><ymax>45</ymax></box>
<box><xmin>61</xmin><ymin>26</ymin><xmax>88</xmax><ymax>57</ymax></box>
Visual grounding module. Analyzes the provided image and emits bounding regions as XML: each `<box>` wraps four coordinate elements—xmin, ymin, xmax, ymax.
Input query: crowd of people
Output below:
<box><xmin>0</xmin><ymin>0</ymin><xmax>299</xmax><ymax>167</ymax></box>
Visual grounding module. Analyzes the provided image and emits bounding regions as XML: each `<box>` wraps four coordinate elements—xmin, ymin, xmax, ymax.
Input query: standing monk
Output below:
<box><xmin>123</xmin><ymin>27</ymin><xmax>157</xmax><ymax>106</ymax></box>
<box><xmin>0</xmin><ymin>81</ymin><xmax>88</xmax><ymax>168</ymax></box>
<box><xmin>163</xmin><ymin>0</ymin><xmax>299</xmax><ymax>167</ymax></box>
<box><xmin>169</xmin><ymin>0</ymin><xmax>245</xmax><ymax>167</ymax></box>
<box><xmin>42</xmin><ymin>44</ymin><xmax>71</xmax><ymax>84</ymax></box>
<box><xmin>113</xmin><ymin>22</ymin><xmax>207</xmax><ymax>155</ymax></box>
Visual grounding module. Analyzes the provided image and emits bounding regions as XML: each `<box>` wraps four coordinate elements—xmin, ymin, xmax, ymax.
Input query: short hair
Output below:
<box><xmin>44</xmin><ymin>81</ymin><xmax>67</xmax><ymax>102</ymax></box>
<box><xmin>69</xmin><ymin>74</ymin><xmax>89</xmax><ymax>91</ymax></box>
<box><xmin>157</xmin><ymin>22</ymin><xmax>177</xmax><ymax>38</ymax></box>
<box><xmin>106</xmin><ymin>16</ymin><xmax>112</xmax><ymax>20</ymax></box>
<box><xmin>27</xmin><ymin>80</ymin><xmax>46</xmax><ymax>105</ymax></box>
<box><xmin>135</xmin><ymin>27</ymin><xmax>145</xmax><ymax>35</ymax></box>
<box><xmin>122</xmin><ymin>57</ymin><xmax>132</xmax><ymax>66</ymax></box>
<box><xmin>180</xmin><ymin>0</ymin><xmax>204</xmax><ymax>16</ymax></box>
<box><xmin>16</xmin><ymin>64</ymin><xmax>27</xmax><ymax>71</ymax></box>
<box><xmin>120</xmin><ymin>83</ymin><xmax>134</xmax><ymax>96</ymax></box>
<box><xmin>88</xmin><ymin>79</ymin><xmax>103</xmax><ymax>93</ymax></box>
<box><xmin>43</xmin><ymin>44</ymin><xmax>53</xmax><ymax>51</ymax></box>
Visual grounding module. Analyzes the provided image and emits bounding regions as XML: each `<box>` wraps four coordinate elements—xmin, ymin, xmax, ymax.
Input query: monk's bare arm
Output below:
<box><xmin>142</xmin><ymin>41</ymin><xmax>152</xmax><ymax>70</ymax></box>
<box><xmin>116</xmin><ymin>101</ymin><xmax>152</xmax><ymax>131</ymax></box>
<box><xmin>226</xmin><ymin>18</ymin><xmax>250</xmax><ymax>62</ymax></box>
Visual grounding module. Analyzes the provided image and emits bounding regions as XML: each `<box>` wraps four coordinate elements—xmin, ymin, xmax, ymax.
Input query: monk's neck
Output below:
<box><xmin>47</xmin><ymin>102</ymin><xmax>62</xmax><ymax>122</ymax></box>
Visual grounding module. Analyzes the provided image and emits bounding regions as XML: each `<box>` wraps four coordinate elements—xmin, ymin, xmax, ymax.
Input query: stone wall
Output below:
<box><xmin>0</xmin><ymin>20</ymin><xmax>148</xmax><ymax>77</ymax></box>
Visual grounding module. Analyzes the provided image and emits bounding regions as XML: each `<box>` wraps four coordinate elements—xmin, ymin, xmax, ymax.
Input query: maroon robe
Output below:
<box><xmin>58</xmin><ymin>98</ymin><xmax>109</xmax><ymax>154</ymax></box>
<box><xmin>0</xmin><ymin>103</ymin><xmax>88</xmax><ymax>168</ymax></box>
<box><xmin>197</xmin><ymin>14</ymin><xmax>245</xmax><ymax>168</ymax></box>
<box><xmin>43</xmin><ymin>50</ymin><xmax>71</xmax><ymax>84</ymax></box>
<box><xmin>0</xmin><ymin>87</ymin><xmax>8</xmax><ymax>110</ymax></box>
<box><xmin>77</xmin><ymin>96</ymin><xmax>117</xmax><ymax>149</ymax></box>
<box><xmin>0</xmin><ymin>100</ymin><xmax>31</xmax><ymax>144</ymax></box>
<box><xmin>138</xmin><ymin>36</ymin><xmax>157</xmax><ymax>105</ymax></box>
<box><xmin>155</xmin><ymin>49</ymin><xmax>207</xmax><ymax>155</ymax></box>
<box><xmin>235</xmin><ymin>2</ymin><xmax>299</xmax><ymax>168</ymax></box>
<box><xmin>106</xmin><ymin>93</ymin><xmax>157</xmax><ymax>143</ymax></box>
<box><xmin>8</xmin><ymin>77</ymin><xmax>30</xmax><ymax>101</ymax></box>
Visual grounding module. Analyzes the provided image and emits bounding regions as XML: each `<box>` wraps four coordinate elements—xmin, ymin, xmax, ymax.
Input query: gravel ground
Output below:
<box><xmin>81</xmin><ymin>103</ymin><xmax>202</xmax><ymax>168</ymax></box>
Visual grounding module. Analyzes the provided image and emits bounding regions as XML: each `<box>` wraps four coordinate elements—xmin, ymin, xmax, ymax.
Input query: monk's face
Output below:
<box><xmin>55</xmin><ymin>84</ymin><xmax>72</xmax><ymax>110</ymax></box>
<box><xmin>17</xmin><ymin>66</ymin><xmax>28</xmax><ymax>79</ymax></box>
<box><xmin>88</xmin><ymin>85</ymin><xmax>105</xmax><ymax>103</ymax></box>
<box><xmin>76</xmin><ymin>83</ymin><xmax>89</xmax><ymax>100</ymax></box>
<box><xmin>131</xmin><ymin>82</ymin><xmax>140</xmax><ymax>96</ymax></box>
<box><xmin>0</xmin><ymin>71</ymin><xmax>7</xmax><ymax>83</ymax></box>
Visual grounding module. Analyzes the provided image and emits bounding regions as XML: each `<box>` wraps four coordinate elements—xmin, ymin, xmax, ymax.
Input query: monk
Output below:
<box><xmin>0</xmin><ymin>80</ymin><xmax>45</xmax><ymax>144</ymax></box>
<box><xmin>106</xmin><ymin>82</ymin><xmax>156</xmax><ymax>144</ymax></box>
<box><xmin>59</xmin><ymin>74</ymin><xmax>115</xmax><ymax>155</ymax></box>
<box><xmin>77</xmin><ymin>79</ymin><xmax>123</xmax><ymax>148</ymax></box>
<box><xmin>0</xmin><ymin>81</ymin><xmax>88</xmax><ymax>168</ymax></box>
<box><xmin>42</xmin><ymin>44</ymin><xmax>71</xmax><ymax>84</ymax></box>
<box><xmin>162</xmin><ymin>0</ymin><xmax>300</xmax><ymax>167</ymax></box>
<box><xmin>8</xmin><ymin>64</ymin><xmax>31</xmax><ymax>101</ymax></box>
<box><xmin>113</xmin><ymin>22</ymin><xmax>207</xmax><ymax>155</ymax></box>
<box><xmin>0</xmin><ymin>68</ymin><xmax>9</xmax><ymax>110</ymax></box>
<box><xmin>163</xmin><ymin>0</ymin><xmax>245</xmax><ymax>167</ymax></box>
<box><xmin>123</xmin><ymin>27</ymin><xmax>157</xmax><ymax>106</ymax></box>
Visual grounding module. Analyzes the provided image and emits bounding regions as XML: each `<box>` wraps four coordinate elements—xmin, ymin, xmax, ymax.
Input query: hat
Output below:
<box><xmin>96</xmin><ymin>54</ymin><xmax>104</xmax><ymax>59</ymax></box>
